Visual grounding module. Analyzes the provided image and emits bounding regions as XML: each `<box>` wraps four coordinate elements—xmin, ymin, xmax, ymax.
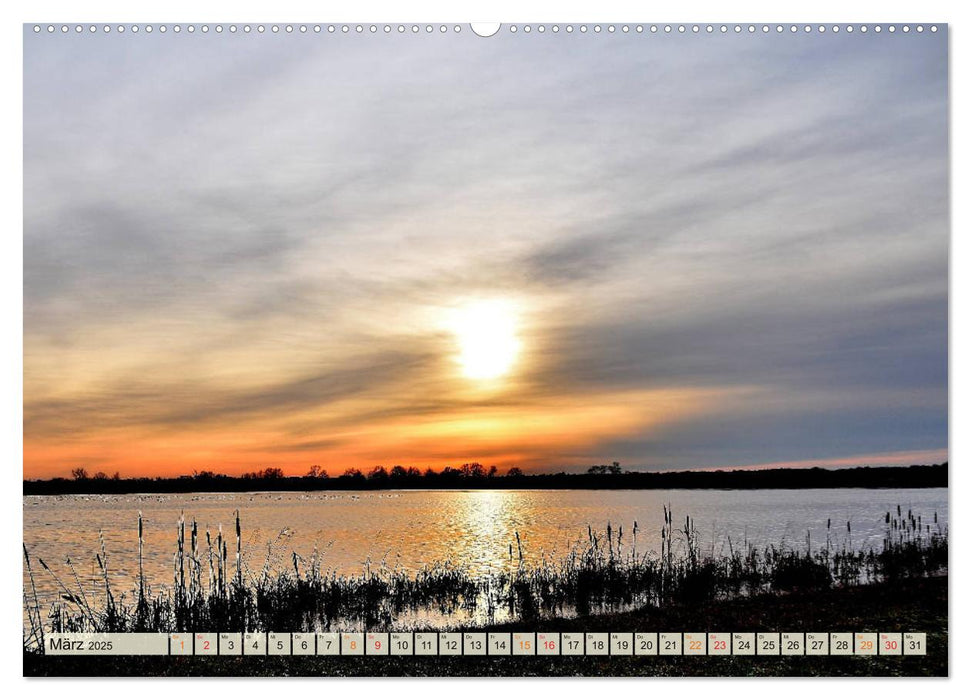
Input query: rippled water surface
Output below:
<box><xmin>23</xmin><ymin>488</ymin><xmax>947</xmax><ymax>603</ymax></box>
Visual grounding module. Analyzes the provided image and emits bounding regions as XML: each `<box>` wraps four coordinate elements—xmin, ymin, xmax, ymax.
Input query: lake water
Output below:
<box><xmin>23</xmin><ymin>488</ymin><xmax>947</xmax><ymax>604</ymax></box>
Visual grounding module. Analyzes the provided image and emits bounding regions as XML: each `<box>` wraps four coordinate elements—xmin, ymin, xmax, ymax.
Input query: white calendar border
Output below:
<box><xmin>4</xmin><ymin>0</ymin><xmax>964</xmax><ymax>697</ymax></box>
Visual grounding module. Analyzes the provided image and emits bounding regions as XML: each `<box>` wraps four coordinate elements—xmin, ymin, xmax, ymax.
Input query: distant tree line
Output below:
<box><xmin>22</xmin><ymin>462</ymin><xmax>947</xmax><ymax>495</ymax></box>
<box><xmin>68</xmin><ymin>467</ymin><xmax>121</xmax><ymax>482</ymax></box>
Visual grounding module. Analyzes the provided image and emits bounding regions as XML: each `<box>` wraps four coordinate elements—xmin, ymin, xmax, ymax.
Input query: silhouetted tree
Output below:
<box><xmin>440</xmin><ymin>466</ymin><xmax>461</xmax><ymax>483</ymax></box>
<box><xmin>506</xmin><ymin>467</ymin><xmax>524</xmax><ymax>477</ymax></box>
<box><xmin>340</xmin><ymin>468</ymin><xmax>366</xmax><ymax>484</ymax></box>
<box><xmin>307</xmin><ymin>465</ymin><xmax>328</xmax><ymax>479</ymax></box>
<box><xmin>71</xmin><ymin>467</ymin><xmax>89</xmax><ymax>481</ymax></box>
<box><xmin>461</xmin><ymin>462</ymin><xmax>486</xmax><ymax>479</ymax></box>
<box><xmin>242</xmin><ymin>467</ymin><xmax>284</xmax><ymax>479</ymax></box>
<box><xmin>368</xmin><ymin>466</ymin><xmax>389</xmax><ymax>482</ymax></box>
<box><xmin>588</xmin><ymin>463</ymin><xmax>623</xmax><ymax>475</ymax></box>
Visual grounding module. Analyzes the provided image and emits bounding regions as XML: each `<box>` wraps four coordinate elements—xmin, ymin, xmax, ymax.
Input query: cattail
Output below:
<box><xmin>137</xmin><ymin>511</ymin><xmax>144</xmax><ymax>601</ymax></box>
<box><xmin>206</xmin><ymin>527</ymin><xmax>215</xmax><ymax>596</ymax></box>
<box><xmin>235</xmin><ymin>510</ymin><xmax>242</xmax><ymax>586</ymax></box>
<box><xmin>221</xmin><ymin>539</ymin><xmax>228</xmax><ymax>595</ymax></box>
<box><xmin>176</xmin><ymin>513</ymin><xmax>185</xmax><ymax>598</ymax></box>
<box><xmin>216</xmin><ymin>523</ymin><xmax>224</xmax><ymax>595</ymax></box>
<box><xmin>190</xmin><ymin>518</ymin><xmax>199</xmax><ymax>600</ymax></box>
<box><xmin>98</xmin><ymin>529</ymin><xmax>114</xmax><ymax>610</ymax></box>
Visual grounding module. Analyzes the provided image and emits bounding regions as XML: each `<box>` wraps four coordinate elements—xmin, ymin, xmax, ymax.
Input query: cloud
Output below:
<box><xmin>23</xmin><ymin>28</ymin><xmax>948</xmax><ymax>476</ymax></box>
<box><xmin>24</xmin><ymin>348</ymin><xmax>439</xmax><ymax>440</ymax></box>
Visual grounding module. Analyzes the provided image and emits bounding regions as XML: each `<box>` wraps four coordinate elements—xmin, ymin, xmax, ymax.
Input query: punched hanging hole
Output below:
<box><xmin>470</xmin><ymin>23</ymin><xmax>501</xmax><ymax>38</ymax></box>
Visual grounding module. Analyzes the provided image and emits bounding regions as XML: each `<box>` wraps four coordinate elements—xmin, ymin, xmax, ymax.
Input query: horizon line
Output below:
<box><xmin>23</xmin><ymin>460</ymin><xmax>948</xmax><ymax>482</ymax></box>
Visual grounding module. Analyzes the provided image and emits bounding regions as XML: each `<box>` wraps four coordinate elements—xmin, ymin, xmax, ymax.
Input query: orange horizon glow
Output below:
<box><xmin>23</xmin><ymin>420</ymin><xmax>948</xmax><ymax>482</ymax></box>
<box><xmin>24</xmin><ymin>384</ymin><xmax>743</xmax><ymax>480</ymax></box>
<box><xmin>22</xmin><ymin>446</ymin><xmax>950</xmax><ymax>481</ymax></box>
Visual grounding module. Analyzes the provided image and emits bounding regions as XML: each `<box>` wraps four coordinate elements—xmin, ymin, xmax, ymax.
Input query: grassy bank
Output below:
<box><xmin>23</xmin><ymin>576</ymin><xmax>947</xmax><ymax>676</ymax></box>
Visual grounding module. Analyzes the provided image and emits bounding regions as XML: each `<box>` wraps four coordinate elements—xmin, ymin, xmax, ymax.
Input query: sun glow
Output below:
<box><xmin>452</xmin><ymin>300</ymin><xmax>521</xmax><ymax>380</ymax></box>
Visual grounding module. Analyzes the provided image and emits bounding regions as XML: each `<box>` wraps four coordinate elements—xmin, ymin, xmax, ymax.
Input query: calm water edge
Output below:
<box><xmin>23</xmin><ymin>488</ymin><xmax>948</xmax><ymax>602</ymax></box>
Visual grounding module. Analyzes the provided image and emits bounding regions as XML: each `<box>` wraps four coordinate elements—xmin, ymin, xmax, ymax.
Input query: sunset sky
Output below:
<box><xmin>23</xmin><ymin>27</ymin><xmax>948</xmax><ymax>478</ymax></box>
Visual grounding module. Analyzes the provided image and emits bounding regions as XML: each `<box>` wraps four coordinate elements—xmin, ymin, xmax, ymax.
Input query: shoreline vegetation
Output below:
<box><xmin>24</xmin><ymin>577</ymin><xmax>948</xmax><ymax>676</ymax></box>
<box><xmin>23</xmin><ymin>506</ymin><xmax>947</xmax><ymax>653</ymax></box>
<box><xmin>23</xmin><ymin>462</ymin><xmax>947</xmax><ymax>496</ymax></box>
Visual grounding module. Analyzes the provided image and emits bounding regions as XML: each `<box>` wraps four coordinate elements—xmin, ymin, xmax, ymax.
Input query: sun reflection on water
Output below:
<box><xmin>447</xmin><ymin>490</ymin><xmax>522</xmax><ymax>573</ymax></box>
<box><xmin>23</xmin><ymin>488</ymin><xmax>949</xmax><ymax>605</ymax></box>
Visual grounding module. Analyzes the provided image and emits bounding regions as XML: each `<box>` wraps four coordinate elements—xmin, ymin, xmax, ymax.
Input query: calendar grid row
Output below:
<box><xmin>46</xmin><ymin>631</ymin><xmax>927</xmax><ymax>657</ymax></box>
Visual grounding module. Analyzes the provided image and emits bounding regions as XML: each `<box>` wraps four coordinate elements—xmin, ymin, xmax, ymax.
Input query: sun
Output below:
<box><xmin>451</xmin><ymin>300</ymin><xmax>521</xmax><ymax>380</ymax></box>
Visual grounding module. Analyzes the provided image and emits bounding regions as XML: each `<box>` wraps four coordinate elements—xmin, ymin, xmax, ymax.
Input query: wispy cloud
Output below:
<box><xmin>23</xmin><ymin>29</ymin><xmax>948</xmax><ymax>477</ymax></box>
